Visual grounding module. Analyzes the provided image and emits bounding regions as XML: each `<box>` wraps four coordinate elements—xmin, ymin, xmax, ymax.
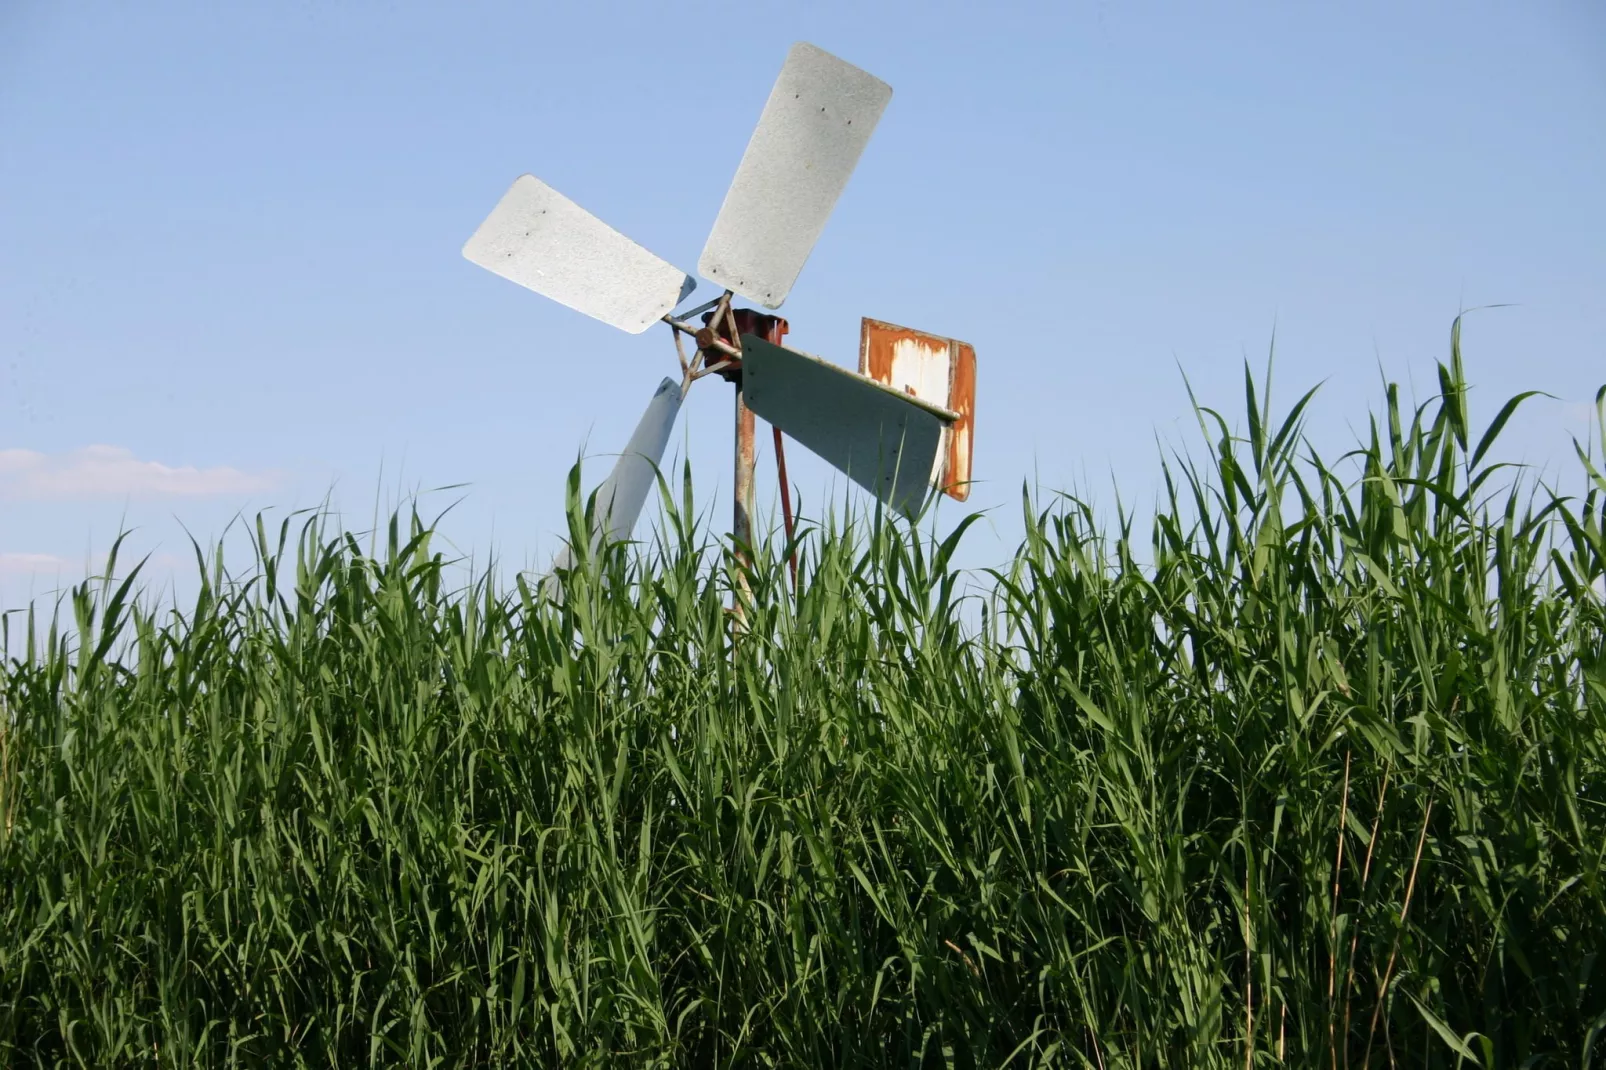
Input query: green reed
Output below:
<box><xmin>2</xmin><ymin>317</ymin><xmax>1603</xmax><ymax>1067</ymax></box>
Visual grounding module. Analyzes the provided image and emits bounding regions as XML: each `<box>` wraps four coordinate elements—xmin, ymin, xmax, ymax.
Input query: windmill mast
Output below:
<box><xmin>734</xmin><ymin>378</ymin><xmax>755</xmax><ymax>553</ymax></box>
<box><xmin>700</xmin><ymin>308</ymin><xmax>788</xmax><ymax>612</ymax></box>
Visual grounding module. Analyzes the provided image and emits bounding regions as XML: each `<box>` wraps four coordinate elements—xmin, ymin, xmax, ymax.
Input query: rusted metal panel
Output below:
<box><xmin>859</xmin><ymin>318</ymin><xmax>976</xmax><ymax>501</ymax></box>
<box><xmin>945</xmin><ymin>341</ymin><xmax>975</xmax><ymax>501</ymax></box>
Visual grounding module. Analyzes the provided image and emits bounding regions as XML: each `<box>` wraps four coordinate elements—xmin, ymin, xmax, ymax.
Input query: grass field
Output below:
<box><xmin>3</xmin><ymin>321</ymin><xmax>1604</xmax><ymax>1067</ymax></box>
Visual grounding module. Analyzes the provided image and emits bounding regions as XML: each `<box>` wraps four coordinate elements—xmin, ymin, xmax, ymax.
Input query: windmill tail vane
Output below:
<box><xmin>460</xmin><ymin>42</ymin><xmax>977</xmax><ymax>600</ymax></box>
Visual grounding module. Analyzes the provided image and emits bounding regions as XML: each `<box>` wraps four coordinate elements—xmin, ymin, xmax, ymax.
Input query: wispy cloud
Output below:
<box><xmin>0</xmin><ymin>446</ymin><xmax>280</xmax><ymax>500</ymax></box>
<box><xmin>0</xmin><ymin>552</ymin><xmax>73</xmax><ymax>576</ymax></box>
<box><xmin>0</xmin><ymin>549</ymin><xmax>197</xmax><ymax>580</ymax></box>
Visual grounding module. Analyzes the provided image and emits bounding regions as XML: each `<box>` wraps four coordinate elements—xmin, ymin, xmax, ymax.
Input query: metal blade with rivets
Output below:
<box><xmin>739</xmin><ymin>334</ymin><xmax>951</xmax><ymax>518</ymax></box>
<box><xmin>698</xmin><ymin>43</ymin><xmax>892</xmax><ymax>310</ymax></box>
<box><xmin>545</xmin><ymin>377</ymin><xmax>684</xmax><ymax>598</ymax></box>
<box><xmin>464</xmin><ymin>175</ymin><xmax>696</xmax><ymax>334</ymax></box>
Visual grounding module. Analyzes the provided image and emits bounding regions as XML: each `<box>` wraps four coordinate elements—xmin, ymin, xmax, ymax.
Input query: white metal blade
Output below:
<box><xmin>740</xmin><ymin>335</ymin><xmax>945</xmax><ymax>518</ymax></box>
<box><xmin>464</xmin><ymin>175</ymin><xmax>696</xmax><ymax>334</ymax></box>
<box><xmin>698</xmin><ymin>43</ymin><xmax>892</xmax><ymax>309</ymax></box>
<box><xmin>546</xmin><ymin>377</ymin><xmax>684</xmax><ymax>596</ymax></box>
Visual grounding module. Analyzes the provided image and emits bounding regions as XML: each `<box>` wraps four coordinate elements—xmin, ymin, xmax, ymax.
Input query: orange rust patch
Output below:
<box><xmin>945</xmin><ymin>341</ymin><xmax>975</xmax><ymax>501</ymax></box>
<box><xmin>859</xmin><ymin>318</ymin><xmax>976</xmax><ymax>502</ymax></box>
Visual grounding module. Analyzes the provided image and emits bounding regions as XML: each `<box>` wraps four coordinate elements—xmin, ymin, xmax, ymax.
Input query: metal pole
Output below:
<box><xmin>773</xmin><ymin>426</ymin><xmax>797</xmax><ymax>587</ymax></box>
<box><xmin>732</xmin><ymin>374</ymin><xmax>756</xmax><ymax>624</ymax></box>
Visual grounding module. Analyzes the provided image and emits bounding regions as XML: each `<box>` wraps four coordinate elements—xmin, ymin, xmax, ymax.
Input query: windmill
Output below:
<box><xmin>461</xmin><ymin>42</ymin><xmax>976</xmax><ymax>597</ymax></box>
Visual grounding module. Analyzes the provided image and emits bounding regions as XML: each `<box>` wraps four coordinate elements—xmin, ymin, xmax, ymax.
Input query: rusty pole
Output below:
<box><xmin>703</xmin><ymin>307</ymin><xmax>786</xmax><ymax>630</ymax></box>
<box><xmin>732</xmin><ymin>374</ymin><xmax>756</xmax><ymax>616</ymax></box>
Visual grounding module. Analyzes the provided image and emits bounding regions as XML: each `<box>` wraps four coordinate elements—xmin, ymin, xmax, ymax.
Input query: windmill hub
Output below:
<box><xmin>699</xmin><ymin>308</ymin><xmax>789</xmax><ymax>384</ymax></box>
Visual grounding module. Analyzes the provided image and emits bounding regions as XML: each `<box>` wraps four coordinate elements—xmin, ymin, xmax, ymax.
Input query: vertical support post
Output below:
<box><xmin>708</xmin><ymin>305</ymin><xmax>786</xmax><ymax>633</ymax></box>
<box><xmin>732</xmin><ymin>374</ymin><xmax>756</xmax><ymax>626</ymax></box>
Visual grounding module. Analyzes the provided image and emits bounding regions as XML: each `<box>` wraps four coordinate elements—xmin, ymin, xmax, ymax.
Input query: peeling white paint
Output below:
<box><xmin>860</xmin><ymin>319</ymin><xmax>975</xmax><ymax>500</ymax></box>
<box><xmin>888</xmin><ymin>337</ymin><xmax>952</xmax><ymax>408</ymax></box>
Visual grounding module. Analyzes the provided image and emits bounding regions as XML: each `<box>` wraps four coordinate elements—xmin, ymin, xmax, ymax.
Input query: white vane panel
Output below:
<box><xmin>699</xmin><ymin>43</ymin><xmax>892</xmax><ymax>309</ymax></box>
<box><xmin>464</xmin><ymin>175</ymin><xmax>694</xmax><ymax>334</ymax></box>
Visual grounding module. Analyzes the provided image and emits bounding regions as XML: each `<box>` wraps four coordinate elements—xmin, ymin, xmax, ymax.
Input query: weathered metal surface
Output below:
<box><xmin>773</xmin><ymin>425</ymin><xmax>797</xmax><ymax>585</ymax></box>
<box><xmin>734</xmin><ymin>382</ymin><xmax>756</xmax><ymax>550</ymax></box>
<box><xmin>699</xmin><ymin>43</ymin><xmax>892</xmax><ymax>309</ymax></box>
<box><xmin>463</xmin><ymin>175</ymin><xmax>695</xmax><ymax>334</ymax></box>
<box><xmin>730</xmin><ymin>376</ymin><xmax>757</xmax><ymax>627</ymax></box>
<box><xmin>700</xmin><ymin>306</ymin><xmax>789</xmax><ymax>383</ymax></box>
<box><xmin>945</xmin><ymin>341</ymin><xmax>975</xmax><ymax>500</ymax></box>
<box><xmin>726</xmin><ymin>311</ymin><xmax>789</xmax><ymax>621</ymax></box>
<box><xmin>741</xmin><ymin>335</ymin><xmax>943</xmax><ymax>518</ymax></box>
<box><xmin>545</xmin><ymin>377</ymin><xmax>685</xmax><ymax>599</ymax></box>
<box><xmin>859</xmin><ymin>318</ymin><xmax>976</xmax><ymax>502</ymax></box>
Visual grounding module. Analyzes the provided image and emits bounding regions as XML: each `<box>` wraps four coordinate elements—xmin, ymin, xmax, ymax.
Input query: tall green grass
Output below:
<box><xmin>3</xmin><ymin>319</ymin><xmax>1604</xmax><ymax>1066</ymax></box>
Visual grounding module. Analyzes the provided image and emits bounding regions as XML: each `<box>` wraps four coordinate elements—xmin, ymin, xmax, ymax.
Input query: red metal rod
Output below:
<box><xmin>773</xmin><ymin>426</ymin><xmax>797</xmax><ymax>587</ymax></box>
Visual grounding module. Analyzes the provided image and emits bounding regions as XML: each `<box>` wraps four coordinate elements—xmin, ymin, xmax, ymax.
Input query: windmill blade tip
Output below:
<box><xmin>790</xmin><ymin>40</ymin><xmax>892</xmax><ymax>94</ymax></box>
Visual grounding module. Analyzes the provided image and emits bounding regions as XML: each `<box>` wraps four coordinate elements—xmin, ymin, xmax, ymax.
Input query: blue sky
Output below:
<box><xmin>2</xmin><ymin>0</ymin><xmax>1603</xmax><ymax>608</ymax></box>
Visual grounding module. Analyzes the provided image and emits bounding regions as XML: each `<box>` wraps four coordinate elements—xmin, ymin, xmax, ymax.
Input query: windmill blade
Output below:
<box><xmin>464</xmin><ymin>175</ymin><xmax>696</xmax><ymax>334</ymax></box>
<box><xmin>698</xmin><ymin>43</ymin><xmax>892</xmax><ymax>310</ymax></box>
<box><xmin>545</xmin><ymin>377</ymin><xmax>684</xmax><ymax>597</ymax></box>
<box><xmin>740</xmin><ymin>335</ymin><xmax>948</xmax><ymax>519</ymax></box>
